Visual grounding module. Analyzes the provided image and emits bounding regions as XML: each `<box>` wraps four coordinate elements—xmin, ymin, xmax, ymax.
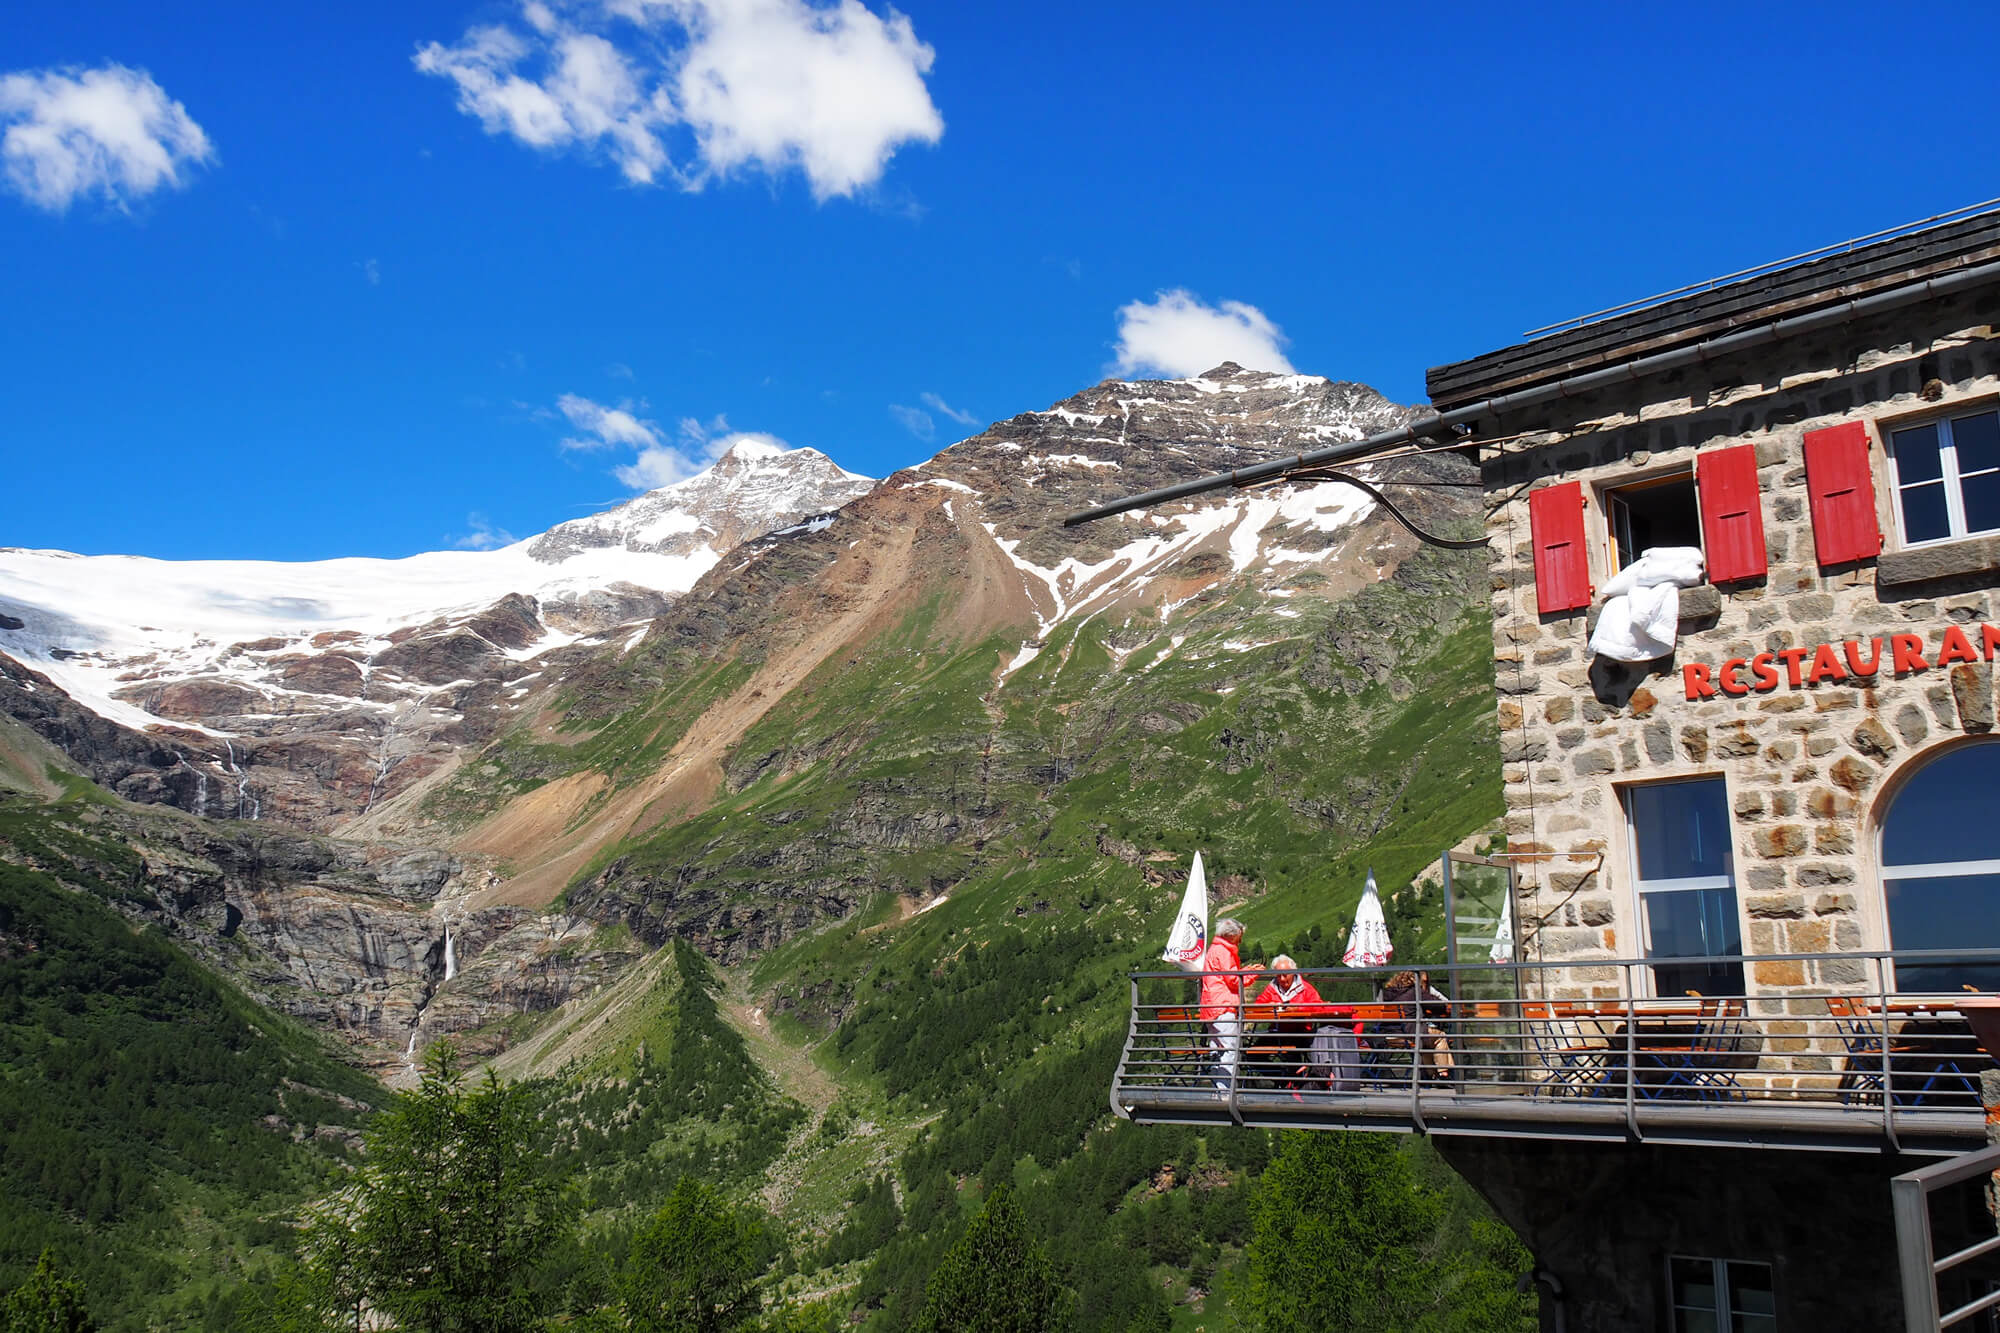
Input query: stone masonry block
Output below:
<box><xmin>1573</xmin><ymin>749</ymin><xmax>1615</xmax><ymax>776</ymax></box>
<box><xmin>1747</xmin><ymin>892</ymin><xmax>1809</xmax><ymax>919</ymax></box>
<box><xmin>1754</xmin><ymin>826</ymin><xmax>1809</xmax><ymax>858</ymax></box>
<box><xmin>1851</xmin><ymin>718</ymin><xmax>1895</xmax><ymax>759</ymax></box>
<box><xmin>1953</xmin><ymin>663</ymin><xmax>1996</xmax><ymax>732</ymax></box>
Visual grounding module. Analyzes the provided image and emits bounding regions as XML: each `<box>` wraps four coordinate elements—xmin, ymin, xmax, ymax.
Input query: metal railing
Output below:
<box><xmin>1520</xmin><ymin>197</ymin><xmax>2000</xmax><ymax>338</ymax></box>
<box><xmin>1111</xmin><ymin>950</ymin><xmax>2000</xmax><ymax>1155</ymax></box>
<box><xmin>1894</xmin><ymin>1144</ymin><xmax>2000</xmax><ymax>1331</ymax></box>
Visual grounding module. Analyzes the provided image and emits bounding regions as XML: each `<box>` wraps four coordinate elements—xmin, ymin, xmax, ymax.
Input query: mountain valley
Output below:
<box><xmin>0</xmin><ymin>365</ymin><xmax>1519</xmax><ymax>1329</ymax></box>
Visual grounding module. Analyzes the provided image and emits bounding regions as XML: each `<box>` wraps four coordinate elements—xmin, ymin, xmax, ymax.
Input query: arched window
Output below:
<box><xmin>1882</xmin><ymin>742</ymin><xmax>2000</xmax><ymax>992</ymax></box>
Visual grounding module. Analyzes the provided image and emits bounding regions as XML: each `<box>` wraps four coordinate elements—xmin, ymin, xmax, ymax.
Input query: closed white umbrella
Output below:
<box><xmin>1343</xmin><ymin>868</ymin><xmax>1394</xmax><ymax>967</ymax></box>
<box><xmin>1488</xmin><ymin>888</ymin><xmax>1515</xmax><ymax>964</ymax></box>
<box><xmin>1160</xmin><ymin>851</ymin><xmax>1210</xmax><ymax>970</ymax></box>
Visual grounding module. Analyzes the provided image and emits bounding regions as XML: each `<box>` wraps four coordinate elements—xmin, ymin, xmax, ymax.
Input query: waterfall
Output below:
<box><xmin>443</xmin><ymin>925</ymin><xmax>457</xmax><ymax>982</ymax></box>
<box><xmin>179</xmin><ymin>759</ymin><xmax>209</xmax><ymax>817</ymax></box>
<box><xmin>221</xmin><ymin>739</ymin><xmax>260</xmax><ymax>820</ymax></box>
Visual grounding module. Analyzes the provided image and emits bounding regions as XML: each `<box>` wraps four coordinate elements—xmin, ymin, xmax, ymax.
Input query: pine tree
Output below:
<box><xmin>914</xmin><ymin>1185</ymin><xmax>1071</xmax><ymax>1333</ymax></box>
<box><xmin>618</xmin><ymin>1175</ymin><xmax>767</xmax><ymax>1333</ymax></box>
<box><xmin>332</xmin><ymin>1043</ymin><xmax>572</xmax><ymax>1333</ymax></box>
<box><xmin>1</xmin><ymin>1249</ymin><xmax>93</xmax><ymax>1333</ymax></box>
<box><xmin>1240</xmin><ymin>1132</ymin><xmax>1462</xmax><ymax>1333</ymax></box>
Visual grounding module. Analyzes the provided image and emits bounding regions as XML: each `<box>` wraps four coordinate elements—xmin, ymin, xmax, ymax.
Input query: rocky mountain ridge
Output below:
<box><xmin>2</xmin><ymin>366</ymin><xmax>1496</xmax><ymax>1074</ymax></box>
<box><xmin>0</xmin><ymin>440</ymin><xmax>878</xmax><ymax>832</ymax></box>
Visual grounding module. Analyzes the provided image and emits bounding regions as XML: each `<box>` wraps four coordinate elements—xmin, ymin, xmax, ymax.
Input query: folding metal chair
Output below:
<box><xmin>1520</xmin><ymin>1001</ymin><xmax>1607</xmax><ymax>1098</ymax></box>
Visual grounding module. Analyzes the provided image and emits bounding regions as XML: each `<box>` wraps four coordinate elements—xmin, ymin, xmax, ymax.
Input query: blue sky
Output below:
<box><xmin>4</xmin><ymin>1</ymin><xmax>1996</xmax><ymax>560</ymax></box>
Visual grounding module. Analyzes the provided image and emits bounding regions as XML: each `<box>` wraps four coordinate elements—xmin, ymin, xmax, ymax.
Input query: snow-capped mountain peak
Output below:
<box><xmin>528</xmin><ymin>441</ymin><xmax>875</xmax><ymax>564</ymax></box>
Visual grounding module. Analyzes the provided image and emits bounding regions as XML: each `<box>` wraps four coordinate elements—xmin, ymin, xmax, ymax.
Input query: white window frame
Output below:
<box><xmin>1622</xmin><ymin>776</ymin><xmax>1744</xmax><ymax>999</ymax></box>
<box><xmin>1668</xmin><ymin>1254</ymin><xmax>1775</xmax><ymax>1332</ymax></box>
<box><xmin>1885</xmin><ymin>408</ymin><xmax>2000</xmax><ymax>548</ymax></box>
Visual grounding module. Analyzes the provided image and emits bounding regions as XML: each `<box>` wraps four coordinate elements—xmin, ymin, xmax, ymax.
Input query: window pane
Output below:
<box><xmin>1881</xmin><ymin>746</ymin><xmax>2000</xmax><ymax>867</ymax></box>
<box><xmin>1630</xmin><ymin>780</ymin><xmax>1733</xmax><ymax>882</ymax></box>
<box><xmin>1728</xmin><ymin>1262</ymin><xmax>1775</xmax><ymax>1313</ymax></box>
<box><xmin>1886</xmin><ymin>874</ymin><xmax>2000</xmax><ymax>992</ymax></box>
<box><xmin>1672</xmin><ymin>1257</ymin><xmax>1720</xmax><ymax>1311</ymax></box>
<box><xmin>1896</xmin><ymin>422</ymin><xmax>1944</xmax><ymax>482</ymax></box>
<box><xmin>1646</xmin><ymin>890</ymin><xmax>1746</xmax><ymax>996</ymax></box>
<box><xmin>1952</xmin><ymin>411</ymin><xmax>2000</xmax><ymax>475</ymax></box>
<box><xmin>1900</xmin><ymin>480</ymin><xmax>1952</xmax><ymax>543</ymax></box>
<box><xmin>1678</xmin><ymin>1314</ymin><xmax>1719</xmax><ymax>1333</ymax></box>
<box><xmin>1962</xmin><ymin>470</ymin><xmax>2000</xmax><ymax>536</ymax></box>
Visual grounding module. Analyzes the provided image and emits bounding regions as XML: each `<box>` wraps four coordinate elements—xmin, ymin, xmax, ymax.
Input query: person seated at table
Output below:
<box><xmin>1254</xmin><ymin>956</ymin><xmax>1363</xmax><ymax>1090</ymax></box>
<box><xmin>1253</xmin><ymin>955</ymin><xmax>1332</xmax><ymax>1020</ymax></box>
<box><xmin>1379</xmin><ymin>970</ymin><xmax>1455</xmax><ymax>1083</ymax></box>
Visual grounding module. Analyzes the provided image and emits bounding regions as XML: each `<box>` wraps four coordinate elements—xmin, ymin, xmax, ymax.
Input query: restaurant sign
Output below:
<box><xmin>1683</xmin><ymin>624</ymin><xmax>2000</xmax><ymax>700</ymax></box>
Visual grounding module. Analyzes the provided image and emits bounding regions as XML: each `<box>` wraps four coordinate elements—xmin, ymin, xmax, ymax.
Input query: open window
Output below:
<box><xmin>1605</xmin><ymin>472</ymin><xmax>1701</xmax><ymax>574</ymax></box>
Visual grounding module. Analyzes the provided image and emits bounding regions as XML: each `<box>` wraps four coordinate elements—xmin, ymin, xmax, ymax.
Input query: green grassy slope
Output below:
<box><xmin>0</xmin><ymin>801</ymin><xmax>379</xmax><ymax>1331</ymax></box>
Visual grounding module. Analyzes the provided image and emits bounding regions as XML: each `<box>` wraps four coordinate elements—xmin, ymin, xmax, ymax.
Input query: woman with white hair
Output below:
<box><xmin>1199</xmin><ymin>917</ymin><xmax>1261</xmax><ymax>1091</ymax></box>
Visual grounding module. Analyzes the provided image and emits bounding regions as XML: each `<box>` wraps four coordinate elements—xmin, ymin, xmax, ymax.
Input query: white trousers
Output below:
<box><xmin>1209</xmin><ymin>1015</ymin><xmax>1244</xmax><ymax>1089</ymax></box>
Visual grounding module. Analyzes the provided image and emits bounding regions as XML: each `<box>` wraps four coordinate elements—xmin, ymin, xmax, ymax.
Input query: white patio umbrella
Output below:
<box><xmin>1342</xmin><ymin>868</ymin><xmax>1394</xmax><ymax>967</ymax></box>
<box><xmin>1488</xmin><ymin>888</ymin><xmax>1515</xmax><ymax>964</ymax></box>
<box><xmin>1160</xmin><ymin>851</ymin><xmax>1210</xmax><ymax>970</ymax></box>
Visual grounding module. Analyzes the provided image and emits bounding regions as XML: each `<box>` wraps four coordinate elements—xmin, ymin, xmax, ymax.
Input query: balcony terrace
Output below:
<box><xmin>1111</xmin><ymin>951</ymin><xmax>2000</xmax><ymax>1157</ymax></box>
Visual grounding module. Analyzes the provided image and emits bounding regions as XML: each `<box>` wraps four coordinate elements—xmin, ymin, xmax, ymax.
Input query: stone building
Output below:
<box><xmin>1424</xmin><ymin>208</ymin><xmax>2000</xmax><ymax>1332</ymax></box>
<box><xmin>1095</xmin><ymin>208</ymin><xmax>2000</xmax><ymax>1330</ymax></box>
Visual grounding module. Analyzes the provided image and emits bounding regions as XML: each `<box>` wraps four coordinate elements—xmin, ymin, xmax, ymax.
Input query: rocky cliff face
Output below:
<box><xmin>1</xmin><ymin>798</ymin><xmax>633</xmax><ymax>1073</ymax></box>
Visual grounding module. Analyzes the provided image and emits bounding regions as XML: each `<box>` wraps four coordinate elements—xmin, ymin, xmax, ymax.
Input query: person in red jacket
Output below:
<box><xmin>1252</xmin><ymin>955</ymin><xmax>1356</xmax><ymax>1087</ymax></box>
<box><xmin>1200</xmin><ymin>918</ymin><xmax>1260</xmax><ymax>1090</ymax></box>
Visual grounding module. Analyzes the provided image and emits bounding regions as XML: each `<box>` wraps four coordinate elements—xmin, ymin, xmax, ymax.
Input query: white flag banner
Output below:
<box><xmin>1161</xmin><ymin>852</ymin><xmax>1210</xmax><ymax>970</ymax></box>
<box><xmin>1343</xmin><ymin>868</ymin><xmax>1393</xmax><ymax>968</ymax></box>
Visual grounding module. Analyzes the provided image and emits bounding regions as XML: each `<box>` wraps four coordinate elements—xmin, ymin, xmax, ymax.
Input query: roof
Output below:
<box><xmin>1426</xmin><ymin>209</ymin><xmax>2000</xmax><ymax>412</ymax></box>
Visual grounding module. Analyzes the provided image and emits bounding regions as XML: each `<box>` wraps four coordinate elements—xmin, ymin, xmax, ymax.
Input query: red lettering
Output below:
<box><xmin>1844</xmin><ymin>638</ymin><xmax>1883</xmax><ymax>676</ymax></box>
<box><xmin>1750</xmin><ymin>653</ymin><xmax>1781</xmax><ymax>692</ymax></box>
<box><xmin>1892</xmin><ymin>633</ymin><xmax>1929</xmax><ymax>674</ymax></box>
<box><xmin>1684</xmin><ymin>663</ymin><xmax>1718</xmax><ymax>700</ymax></box>
<box><xmin>1777</xmin><ymin>647</ymin><xmax>1812</xmax><ymax>687</ymax></box>
<box><xmin>1984</xmin><ymin>624</ymin><xmax>2000</xmax><ymax>661</ymax></box>
<box><xmin>1937</xmin><ymin>625</ymin><xmax>1979</xmax><ymax>667</ymax></box>
<box><xmin>1719</xmin><ymin>659</ymin><xmax>1750</xmax><ymax>696</ymax></box>
<box><xmin>1806</xmin><ymin>643</ymin><xmax>1848</xmax><ymax>684</ymax></box>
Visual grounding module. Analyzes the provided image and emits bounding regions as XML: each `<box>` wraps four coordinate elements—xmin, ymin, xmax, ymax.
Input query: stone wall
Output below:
<box><xmin>1480</xmin><ymin>283</ymin><xmax>2000</xmax><ymax>1024</ymax></box>
<box><xmin>1438</xmin><ymin>1137</ymin><xmax>2000</xmax><ymax>1332</ymax></box>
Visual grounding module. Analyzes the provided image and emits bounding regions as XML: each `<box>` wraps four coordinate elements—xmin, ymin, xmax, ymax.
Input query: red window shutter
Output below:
<box><xmin>1528</xmin><ymin>481</ymin><xmax>1591</xmax><ymax>614</ymax></box>
<box><xmin>1696</xmin><ymin>444</ymin><xmax>1767</xmax><ymax>583</ymax></box>
<box><xmin>1802</xmin><ymin>422</ymin><xmax>1882</xmax><ymax>566</ymax></box>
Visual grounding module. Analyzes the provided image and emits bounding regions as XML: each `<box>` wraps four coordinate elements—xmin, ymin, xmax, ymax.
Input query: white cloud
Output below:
<box><xmin>0</xmin><ymin>63</ymin><xmax>214</xmax><ymax>213</ymax></box>
<box><xmin>606</xmin><ymin>360</ymin><xmax>634</xmax><ymax>379</ymax></box>
<box><xmin>889</xmin><ymin>403</ymin><xmax>933</xmax><ymax>441</ymax></box>
<box><xmin>557</xmin><ymin>392</ymin><xmax>663</xmax><ymax>451</ymax></box>
<box><xmin>453</xmin><ymin>513</ymin><xmax>519</xmax><ymax>549</ymax></box>
<box><xmin>1110</xmin><ymin>289</ymin><xmax>1296</xmax><ymax>380</ymax></box>
<box><xmin>360</xmin><ymin>257</ymin><xmax>381</xmax><ymax>285</ymax></box>
<box><xmin>919</xmin><ymin>391</ymin><xmax>976</xmax><ymax>426</ymax></box>
<box><xmin>552</xmin><ymin>395</ymin><xmax>778</xmax><ymax>489</ymax></box>
<box><xmin>414</xmin><ymin>0</ymin><xmax>942</xmax><ymax>199</ymax></box>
